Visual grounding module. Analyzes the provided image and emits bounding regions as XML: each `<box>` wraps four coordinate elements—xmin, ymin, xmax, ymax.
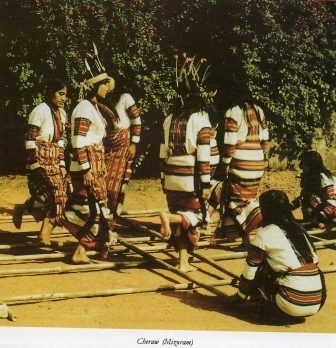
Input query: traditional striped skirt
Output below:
<box><xmin>166</xmin><ymin>192</ymin><xmax>206</xmax><ymax>252</ymax></box>
<box><xmin>61</xmin><ymin>144</ymin><xmax>111</xmax><ymax>249</ymax></box>
<box><xmin>222</xmin><ymin>199</ymin><xmax>262</xmax><ymax>240</ymax></box>
<box><xmin>214</xmin><ymin>144</ymin><xmax>265</xmax><ymax>241</ymax></box>
<box><xmin>104</xmin><ymin>128</ymin><xmax>132</xmax><ymax>216</ymax></box>
<box><xmin>275</xmin><ymin>264</ymin><xmax>326</xmax><ymax>317</ymax></box>
<box><xmin>27</xmin><ymin>141</ymin><xmax>69</xmax><ymax>225</ymax></box>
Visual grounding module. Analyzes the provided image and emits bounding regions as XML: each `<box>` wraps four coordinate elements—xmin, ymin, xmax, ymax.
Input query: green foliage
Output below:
<box><xmin>0</xmin><ymin>0</ymin><xmax>336</xmax><ymax>172</ymax></box>
<box><xmin>0</xmin><ymin>0</ymin><xmax>177</xmax><ymax>119</ymax></box>
<box><xmin>224</xmin><ymin>0</ymin><xmax>336</xmax><ymax>156</ymax></box>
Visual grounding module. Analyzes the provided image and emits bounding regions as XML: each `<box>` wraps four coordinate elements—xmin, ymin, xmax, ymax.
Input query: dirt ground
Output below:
<box><xmin>0</xmin><ymin>171</ymin><xmax>336</xmax><ymax>347</ymax></box>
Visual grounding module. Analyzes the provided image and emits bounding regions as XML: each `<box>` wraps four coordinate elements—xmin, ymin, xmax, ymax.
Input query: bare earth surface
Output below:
<box><xmin>0</xmin><ymin>171</ymin><xmax>335</xmax><ymax>347</ymax></box>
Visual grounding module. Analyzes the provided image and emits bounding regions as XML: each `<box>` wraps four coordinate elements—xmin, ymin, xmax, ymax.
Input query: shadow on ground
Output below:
<box><xmin>160</xmin><ymin>290</ymin><xmax>306</xmax><ymax>328</ymax></box>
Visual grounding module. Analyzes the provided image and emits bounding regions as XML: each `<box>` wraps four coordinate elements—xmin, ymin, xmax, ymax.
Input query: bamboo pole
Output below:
<box><xmin>0</xmin><ymin>278</ymin><xmax>233</xmax><ymax>305</ymax></box>
<box><xmin>0</xmin><ymin>233</ymin><xmax>333</xmax><ymax>265</ymax></box>
<box><xmin>0</xmin><ymin>250</ymin><xmax>97</xmax><ymax>263</ymax></box>
<box><xmin>309</xmin><ymin>236</ymin><xmax>336</xmax><ymax>247</ymax></box>
<box><xmin>0</xmin><ymin>252</ymin><xmax>248</xmax><ymax>278</ymax></box>
<box><xmin>0</xmin><ymin>242</ymin><xmax>211</xmax><ymax>263</ymax></box>
<box><xmin>0</xmin><ymin>208</ymin><xmax>169</xmax><ymax>224</ymax></box>
<box><xmin>1</xmin><ymin>263</ymin><xmax>335</xmax><ymax>305</ymax></box>
<box><xmin>0</xmin><ymin>215</ymin><xmax>35</xmax><ymax>222</ymax></box>
<box><xmin>190</xmin><ymin>251</ymin><xmax>241</xmax><ymax>281</ymax></box>
<box><xmin>118</xmin><ymin>216</ymin><xmax>217</xmax><ymax>248</ymax></box>
<box><xmin>0</xmin><ymin>252</ymin><xmax>246</xmax><ymax>278</ymax></box>
<box><xmin>0</xmin><ymin>260</ymin><xmax>149</xmax><ymax>277</ymax></box>
<box><xmin>117</xmin><ymin>217</ymin><xmax>249</xmax><ymax>281</ymax></box>
<box><xmin>0</xmin><ymin>241</ymin><xmax>76</xmax><ymax>250</ymax></box>
<box><xmin>117</xmin><ymin>217</ymin><xmax>336</xmax><ymax>278</ymax></box>
<box><xmin>0</xmin><ymin>237</ymin><xmax>236</xmax><ymax>253</ymax></box>
<box><xmin>117</xmin><ymin>236</ymin><xmax>231</xmax><ymax>297</ymax></box>
<box><xmin>119</xmin><ymin>208</ymin><xmax>168</xmax><ymax>217</ymax></box>
<box><xmin>0</xmin><ymin>250</ymin><xmax>247</xmax><ymax>278</ymax></box>
<box><xmin>0</xmin><ymin>235</ymin><xmax>158</xmax><ymax>253</ymax></box>
<box><xmin>320</xmin><ymin>265</ymin><xmax>336</xmax><ymax>273</ymax></box>
<box><xmin>210</xmin><ymin>251</ymin><xmax>248</xmax><ymax>261</ymax></box>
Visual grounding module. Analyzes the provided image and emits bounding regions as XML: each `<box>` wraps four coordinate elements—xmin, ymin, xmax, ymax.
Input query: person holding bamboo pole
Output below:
<box><xmin>236</xmin><ymin>189</ymin><xmax>326</xmax><ymax>321</ymax></box>
<box><xmin>159</xmin><ymin>54</ymin><xmax>212</xmax><ymax>273</ymax></box>
<box><xmin>290</xmin><ymin>150</ymin><xmax>336</xmax><ymax>230</ymax></box>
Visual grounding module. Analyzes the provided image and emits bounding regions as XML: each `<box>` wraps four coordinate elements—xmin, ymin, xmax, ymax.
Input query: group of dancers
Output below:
<box><xmin>13</xmin><ymin>47</ymin><xmax>141</xmax><ymax>265</ymax></box>
<box><xmin>158</xmin><ymin>55</ymin><xmax>330</xmax><ymax>321</ymax></box>
<box><xmin>12</xmin><ymin>49</ymin><xmax>331</xmax><ymax>322</ymax></box>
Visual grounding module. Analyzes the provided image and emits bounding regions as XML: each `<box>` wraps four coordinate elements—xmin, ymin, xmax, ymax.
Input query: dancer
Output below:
<box><xmin>97</xmin><ymin>72</ymin><xmax>141</xmax><ymax>223</ymax></box>
<box><xmin>236</xmin><ymin>190</ymin><xmax>326</xmax><ymax>320</ymax></box>
<box><xmin>213</xmin><ymin>77</ymin><xmax>269</xmax><ymax>249</ymax></box>
<box><xmin>291</xmin><ymin>150</ymin><xmax>336</xmax><ymax>229</ymax></box>
<box><xmin>61</xmin><ymin>46</ymin><xmax>116</xmax><ymax>264</ymax></box>
<box><xmin>12</xmin><ymin>78</ymin><xmax>70</xmax><ymax>245</ymax></box>
<box><xmin>159</xmin><ymin>54</ymin><xmax>212</xmax><ymax>273</ymax></box>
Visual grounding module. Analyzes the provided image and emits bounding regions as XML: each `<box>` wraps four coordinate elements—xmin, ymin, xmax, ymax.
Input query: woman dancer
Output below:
<box><xmin>159</xmin><ymin>55</ymin><xmax>212</xmax><ymax>272</ymax></box>
<box><xmin>159</xmin><ymin>93</ymin><xmax>211</xmax><ymax>272</ymax></box>
<box><xmin>13</xmin><ymin>78</ymin><xmax>70</xmax><ymax>245</ymax></box>
<box><xmin>97</xmin><ymin>72</ymin><xmax>141</xmax><ymax>222</ymax></box>
<box><xmin>213</xmin><ymin>78</ymin><xmax>269</xmax><ymax>249</ymax></box>
<box><xmin>61</xmin><ymin>51</ymin><xmax>115</xmax><ymax>264</ymax></box>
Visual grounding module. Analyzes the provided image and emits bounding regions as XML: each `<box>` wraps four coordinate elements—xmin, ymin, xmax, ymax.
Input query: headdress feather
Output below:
<box><xmin>83</xmin><ymin>42</ymin><xmax>108</xmax><ymax>86</ymax></box>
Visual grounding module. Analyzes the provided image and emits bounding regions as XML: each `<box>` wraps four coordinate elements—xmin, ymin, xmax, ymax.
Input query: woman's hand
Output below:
<box><xmin>202</xmin><ymin>188</ymin><xmax>210</xmax><ymax>201</ymax></box>
<box><xmin>126</xmin><ymin>143</ymin><xmax>136</xmax><ymax>160</ymax></box>
<box><xmin>60</xmin><ymin>167</ymin><xmax>67</xmax><ymax>178</ymax></box>
<box><xmin>83</xmin><ymin>170</ymin><xmax>94</xmax><ymax>187</ymax></box>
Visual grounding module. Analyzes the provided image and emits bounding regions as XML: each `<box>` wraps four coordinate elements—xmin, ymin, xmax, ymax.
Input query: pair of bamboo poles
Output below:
<box><xmin>1</xmin><ymin>209</ymin><xmax>336</xmax><ymax>321</ymax></box>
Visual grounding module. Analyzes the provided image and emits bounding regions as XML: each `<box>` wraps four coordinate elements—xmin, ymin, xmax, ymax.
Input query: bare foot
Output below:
<box><xmin>176</xmin><ymin>264</ymin><xmax>198</xmax><ymax>273</ymax></box>
<box><xmin>159</xmin><ymin>212</ymin><xmax>172</xmax><ymax>240</ymax></box>
<box><xmin>38</xmin><ymin>230</ymin><xmax>52</xmax><ymax>246</ymax></box>
<box><xmin>72</xmin><ymin>245</ymin><xmax>93</xmax><ymax>264</ymax></box>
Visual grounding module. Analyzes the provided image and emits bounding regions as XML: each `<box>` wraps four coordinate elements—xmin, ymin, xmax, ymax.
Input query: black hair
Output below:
<box><xmin>223</xmin><ymin>74</ymin><xmax>263</xmax><ymax>126</ymax></box>
<box><xmin>44</xmin><ymin>78</ymin><xmax>66</xmax><ymax>101</ymax></box>
<box><xmin>299</xmin><ymin>151</ymin><xmax>333</xmax><ymax>195</ymax></box>
<box><xmin>168</xmin><ymin>78</ymin><xmax>208</xmax><ymax>120</ymax></box>
<box><xmin>299</xmin><ymin>151</ymin><xmax>332</xmax><ymax>176</ymax></box>
<box><xmin>105</xmin><ymin>71</ymin><xmax>128</xmax><ymax>104</ymax></box>
<box><xmin>85</xmin><ymin>78</ymin><xmax>109</xmax><ymax>100</ymax></box>
<box><xmin>259</xmin><ymin>190</ymin><xmax>316</xmax><ymax>264</ymax></box>
<box><xmin>99</xmin><ymin>71</ymin><xmax>130</xmax><ymax>121</ymax></box>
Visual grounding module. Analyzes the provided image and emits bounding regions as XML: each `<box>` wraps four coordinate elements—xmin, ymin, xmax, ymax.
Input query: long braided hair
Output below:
<box><xmin>259</xmin><ymin>189</ymin><xmax>316</xmax><ymax>264</ymax></box>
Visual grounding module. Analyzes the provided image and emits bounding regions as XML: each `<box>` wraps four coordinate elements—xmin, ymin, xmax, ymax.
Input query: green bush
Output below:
<box><xmin>0</xmin><ymin>0</ymin><xmax>335</xmax><ymax>174</ymax></box>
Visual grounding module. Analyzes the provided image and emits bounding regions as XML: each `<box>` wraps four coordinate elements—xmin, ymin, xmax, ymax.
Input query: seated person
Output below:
<box><xmin>291</xmin><ymin>151</ymin><xmax>336</xmax><ymax>229</ymax></box>
<box><xmin>236</xmin><ymin>189</ymin><xmax>326</xmax><ymax>320</ymax></box>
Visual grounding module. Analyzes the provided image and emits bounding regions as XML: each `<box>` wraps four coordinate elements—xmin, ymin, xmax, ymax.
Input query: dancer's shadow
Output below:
<box><xmin>0</xmin><ymin>207</ymin><xmax>16</xmax><ymax>215</ymax></box>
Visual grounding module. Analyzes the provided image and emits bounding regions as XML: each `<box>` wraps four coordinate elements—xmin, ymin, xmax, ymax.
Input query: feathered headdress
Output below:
<box><xmin>78</xmin><ymin>42</ymin><xmax>109</xmax><ymax>101</ymax></box>
<box><xmin>172</xmin><ymin>53</ymin><xmax>216</xmax><ymax>105</ymax></box>
<box><xmin>84</xmin><ymin>42</ymin><xmax>108</xmax><ymax>86</ymax></box>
